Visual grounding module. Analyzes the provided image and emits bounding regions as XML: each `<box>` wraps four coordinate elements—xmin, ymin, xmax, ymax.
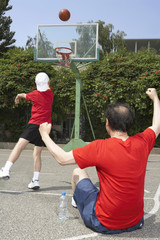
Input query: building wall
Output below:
<box><xmin>124</xmin><ymin>39</ymin><xmax>160</xmax><ymax>54</ymax></box>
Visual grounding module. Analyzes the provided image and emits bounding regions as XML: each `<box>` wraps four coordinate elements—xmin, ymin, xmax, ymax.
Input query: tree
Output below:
<box><xmin>25</xmin><ymin>36</ymin><xmax>36</xmax><ymax>49</ymax></box>
<box><xmin>98</xmin><ymin>20</ymin><xmax>126</xmax><ymax>58</ymax></box>
<box><xmin>81</xmin><ymin>48</ymin><xmax>160</xmax><ymax>145</ymax></box>
<box><xmin>0</xmin><ymin>0</ymin><xmax>15</xmax><ymax>53</ymax></box>
<box><xmin>75</xmin><ymin>24</ymin><xmax>97</xmax><ymax>58</ymax></box>
<box><xmin>37</xmin><ymin>31</ymin><xmax>55</xmax><ymax>58</ymax></box>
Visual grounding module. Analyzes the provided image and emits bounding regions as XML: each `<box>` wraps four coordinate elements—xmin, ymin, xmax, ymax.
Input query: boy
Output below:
<box><xmin>0</xmin><ymin>72</ymin><xmax>54</xmax><ymax>190</ymax></box>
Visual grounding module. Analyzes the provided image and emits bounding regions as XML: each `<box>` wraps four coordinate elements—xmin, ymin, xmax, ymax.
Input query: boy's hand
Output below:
<box><xmin>14</xmin><ymin>93</ymin><xmax>26</xmax><ymax>104</ymax></box>
<box><xmin>15</xmin><ymin>95</ymin><xmax>20</xmax><ymax>104</ymax></box>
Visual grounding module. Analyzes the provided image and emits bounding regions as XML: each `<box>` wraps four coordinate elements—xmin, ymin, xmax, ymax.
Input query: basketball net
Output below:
<box><xmin>55</xmin><ymin>47</ymin><xmax>72</xmax><ymax>67</ymax></box>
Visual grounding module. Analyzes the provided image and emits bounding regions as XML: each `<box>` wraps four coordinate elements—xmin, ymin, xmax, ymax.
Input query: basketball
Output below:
<box><xmin>59</xmin><ymin>9</ymin><xmax>71</xmax><ymax>21</ymax></box>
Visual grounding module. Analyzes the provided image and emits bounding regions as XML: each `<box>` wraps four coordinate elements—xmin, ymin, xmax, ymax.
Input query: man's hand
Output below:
<box><xmin>39</xmin><ymin>122</ymin><xmax>51</xmax><ymax>136</ymax></box>
<box><xmin>39</xmin><ymin>123</ymin><xmax>75</xmax><ymax>166</ymax></box>
<box><xmin>146</xmin><ymin>88</ymin><xmax>158</xmax><ymax>101</ymax></box>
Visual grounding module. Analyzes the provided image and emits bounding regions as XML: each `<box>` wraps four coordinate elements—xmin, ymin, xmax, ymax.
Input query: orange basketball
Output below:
<box><xmin>59</xmin><ymin>9</ymin><xmax>71</xmax><ymax>21</ymax></box>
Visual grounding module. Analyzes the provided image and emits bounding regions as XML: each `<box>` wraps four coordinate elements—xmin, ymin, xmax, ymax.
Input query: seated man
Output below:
<box><xmin>39</xmin><ymin>88</ymin><xmax>160</xmax><ymax>234</ymax></box>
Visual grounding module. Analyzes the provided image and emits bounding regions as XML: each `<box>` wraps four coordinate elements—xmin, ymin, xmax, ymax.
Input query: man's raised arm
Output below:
<box><xmin>39</xmin><ymin>122</ymin><xmax>76</xmax><ymax>165</ymax></box>
<box><xmin>146</xmin><ymin>88</ymin><xmax>160</xmax><ymax>138</ymax></box>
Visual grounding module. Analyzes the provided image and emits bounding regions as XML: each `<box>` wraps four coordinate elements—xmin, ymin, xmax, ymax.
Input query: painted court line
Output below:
<box><xmin>144</xmin><ymin>184</ymin><xmax>160</xmax><ymax>220</ymax></box>
<box><xmin>144</xmin><ymin>189</ymin><xmax>150</xmax><ymax>193</ymax></box>
<box><xmin>60</xmin><ymin>233</ymin><xmax>99</xmax><ymax>240</ymax></box>
<box><xmin>0</xmin><ymin>189</ymin><xmax>73</xmax><ymax>196</ymax></box>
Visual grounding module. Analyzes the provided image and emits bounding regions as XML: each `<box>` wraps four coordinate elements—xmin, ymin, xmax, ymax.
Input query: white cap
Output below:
<box><xmin>35</xmin><ymin>72</ymin><xmax>49</xmax><ymax>92</ymax></box>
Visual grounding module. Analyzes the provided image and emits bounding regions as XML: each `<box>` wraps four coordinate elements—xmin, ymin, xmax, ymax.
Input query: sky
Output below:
<box><xmin>7</xmin><ymin>0</ymin><xmax>160</xmax><ymax>48</ymax></box>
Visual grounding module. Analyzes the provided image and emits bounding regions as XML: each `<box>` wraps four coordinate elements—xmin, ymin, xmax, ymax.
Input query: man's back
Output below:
<box><xmin>73</xmin><ymin>128</ymin><xmax>156</xmax><ymax>230</ymax></box>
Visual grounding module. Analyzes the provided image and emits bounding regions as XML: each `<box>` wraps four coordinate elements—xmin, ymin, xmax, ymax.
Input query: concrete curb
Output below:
<box><xmin>0</xmin><ymin>142</ymin><xmax>65</xmax><ymax>150</ymax></box>
<box><xmin>0</xmin><ymin>142</ymin><xmax>160</xmax><ymax>154</ymax></box>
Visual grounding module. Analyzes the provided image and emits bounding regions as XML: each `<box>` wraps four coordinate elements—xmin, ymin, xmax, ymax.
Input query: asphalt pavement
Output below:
<box><xmin>0</xmin><ymin>148</ymin><xmax>160</xmax><ymax>240</ymax></box>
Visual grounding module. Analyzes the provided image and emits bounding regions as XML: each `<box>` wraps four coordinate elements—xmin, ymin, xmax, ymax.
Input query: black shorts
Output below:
<box><xmin>21</xmin><ymin>124</ymin><xmax>45</xmax><ymax>147</ymax></box>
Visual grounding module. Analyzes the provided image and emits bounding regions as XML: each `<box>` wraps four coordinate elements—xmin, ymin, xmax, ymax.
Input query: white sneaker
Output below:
<box><xmin>0</xmin><ymin>168</ymin><xmax>10</xmax><ymax>180</ymax></box>
<box><xmin>28</xmin><ymin>180</ymin><xmax>40</xmax><ymax>190</ymax></box>
<box><xmin>71</xmin><ymin>197</ymin><xmax>77</xmax><ymax>208</ymax></box>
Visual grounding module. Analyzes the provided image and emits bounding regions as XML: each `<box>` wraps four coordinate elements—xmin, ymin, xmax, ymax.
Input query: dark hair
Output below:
<box><xmin>105</xmin><ymin>103</ymin><xmax>133</xmax><ymax>132</ymax></box>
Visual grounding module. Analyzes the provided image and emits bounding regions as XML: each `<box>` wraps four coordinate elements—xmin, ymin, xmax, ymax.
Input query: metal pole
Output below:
<box><xmin>63</xmin><ymin>62</ymin><xmax>86</xmax><ymax>151</ymax></box>
<box><xmin>82</xmin><ymin>95</ymin><xmax>96</xmax><ymax>140</ymax></box>
<box><xmin>75</xmin><ymin>77</ymin><xmax>81</xmax><ymax>139</ymax></box>
<box><xmin>70</xmin><ymin>62</ymin><xmax>82</xmax><ymax>139</ymax></box>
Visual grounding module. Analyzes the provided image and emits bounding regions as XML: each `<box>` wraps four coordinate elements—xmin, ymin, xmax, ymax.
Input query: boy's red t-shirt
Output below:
<box><xmin>73</xmin><ymin>128</ymin><xmax>156</xmax><ymax>230</ymax></box>
<box><xmin>26</xmin><ymin>89</ymin><xmax>54</xmax><ymax>125</ymax></box>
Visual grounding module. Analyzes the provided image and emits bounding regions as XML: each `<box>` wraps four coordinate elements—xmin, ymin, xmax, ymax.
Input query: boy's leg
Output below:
<box><xmin>33</xmin><ymin>146</ymin><xmax>43</xmax><ymax>172</ymax></box>
<box><xmin>28</xmin><ymin>146</ymin><xmax>43</xmax><ymax>190</ymax></box>
<box><xmin>0</xmin><ymin>138</ymin><xmax>29</xmax><ymax>179</ymax></box>
<box><xmin>8</xmin><ymin>138</ymin><xmax>29</xmax><ymax>163</ymax></box>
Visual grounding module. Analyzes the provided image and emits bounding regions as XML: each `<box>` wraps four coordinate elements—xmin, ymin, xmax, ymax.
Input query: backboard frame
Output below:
<box><xmin>34</xmin><ymin>23</ymin><xmax>99</xmax><ymax>63</ymax></box>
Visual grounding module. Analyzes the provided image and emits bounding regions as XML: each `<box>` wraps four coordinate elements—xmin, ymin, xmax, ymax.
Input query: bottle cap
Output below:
<box><xmin>62</xmin><ymin>192</ymin><xmax>66</xmax><ymax>195</ymax></box>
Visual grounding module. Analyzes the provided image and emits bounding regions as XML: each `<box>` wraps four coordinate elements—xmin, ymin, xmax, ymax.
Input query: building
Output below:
<box><xmin>124</xmin><ymin>39</ymin><xmax>160</xmax><ymax>54</ymax></box>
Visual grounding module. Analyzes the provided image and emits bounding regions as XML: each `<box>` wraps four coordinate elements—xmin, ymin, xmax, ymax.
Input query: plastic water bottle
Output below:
<box><xmin>59</xmin><ymin>192</ymin><xmax>68</xmax><ymax>220</ymax></box>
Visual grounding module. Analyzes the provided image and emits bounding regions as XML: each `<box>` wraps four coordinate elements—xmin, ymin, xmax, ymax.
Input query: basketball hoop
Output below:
<box><xmin>55</xmin><ymin>47</ymin><xmax>72</xmax><ymax>67</ymax></box>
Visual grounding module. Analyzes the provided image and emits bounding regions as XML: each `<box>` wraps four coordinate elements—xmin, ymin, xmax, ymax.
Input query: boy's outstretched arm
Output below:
<box><xmin>39</xmin><ymin>122</ymin><xmax>76</xmax><ymax>165</ymax></box>
<box><xmin>146</xmin><ymin>88</ymin><xmax>160</xmax><ymax>138</ymax></box>
<box><xmin>15</xmin><ymin>93</ymin><xmax>26</xmax><ymax>104</ymax></box>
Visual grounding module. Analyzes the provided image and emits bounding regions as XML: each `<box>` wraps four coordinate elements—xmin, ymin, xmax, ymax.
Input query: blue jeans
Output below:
<box><xmin>73</xmin><ymin>178</ymin><xmax>144</xmax><ymax>234</ymax></box>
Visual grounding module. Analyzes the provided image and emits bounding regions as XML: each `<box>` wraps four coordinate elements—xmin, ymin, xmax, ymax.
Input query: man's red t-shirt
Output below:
<box><xmin>26</xmin><ymin>89</ymin><xmax>54</xmax><ymax>125</ymax></box>
<box><xmin>73</xmin><ymin>128</ymin><xmax>156</xmax><ymax>230</ymax></box>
